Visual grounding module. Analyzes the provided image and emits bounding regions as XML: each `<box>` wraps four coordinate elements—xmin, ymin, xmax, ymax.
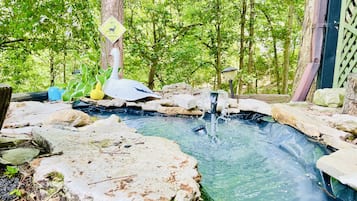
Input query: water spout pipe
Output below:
<box><xmin>210</xmin><ymin>91</ymin><xmax>219</xmax><ymax>136</ymax></box>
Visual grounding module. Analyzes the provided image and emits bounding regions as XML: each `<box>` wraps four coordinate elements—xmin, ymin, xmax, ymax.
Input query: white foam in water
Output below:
<box><xmin>117</xmin><ymin>114</ymin><xmax>330</xmax><ymax>201</ymax></box>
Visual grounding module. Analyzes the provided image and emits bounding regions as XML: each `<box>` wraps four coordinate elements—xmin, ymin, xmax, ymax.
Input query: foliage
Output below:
<box><xmin>9</xmin><ymin>189</ymin><xmax>22</xmax><ymax>197</ymax></box>
<box><xmin>0</xmin><ymin>0</ymin><xmax>306</xmax><ymax>95</ymax></box>
<box><xmin>0</xmin><ymin>0</ymin><xmax>100</xmax><ymax>93</ymax></box>
<box><xmin>62</xmin><ymin>65</ymin><xmax>112</xmax><ymax>101</ymax></box>
<box><xmin>4</xmin><ymin>166</ymin><xmax>19</xmax><ymax>178</ymax></box>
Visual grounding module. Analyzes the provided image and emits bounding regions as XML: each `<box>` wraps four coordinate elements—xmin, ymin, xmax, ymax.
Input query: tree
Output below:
<box><xmin>247</xmin><ymin>0</ymin><xmax>255</xmax><ymax>93</ymax></box>
<box><xmin>238</xmin><ymin>0</ymin><xmax>247</xmax><ymax>94</ymax></box>
<box><xmin>125</xmin><ymin>0</ymin><xmax>203</xmax><ymax>89</ymax></box>
<box><xmin>282</xmin><ymin>1</ymin><xmax>294</xmax><ymax>94</ymax></box>
<box><xmin>101</xmin><ymin>0</ymin><xmax>124</xmax><ymax>75</ymax></box>
<box><xmin>0</xmin><ymin>0</ymin><xmax>100</xmax><ymax>92</ymax></box>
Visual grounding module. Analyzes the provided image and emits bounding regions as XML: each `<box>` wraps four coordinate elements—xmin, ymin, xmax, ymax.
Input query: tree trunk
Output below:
<box><xmin>50</xmin><ymin>51</ymin><xmax>55</xmax><ymax>86</ymax></box>
<box><xmin>63</xmin><ymin>43</ymin><xmax>67</xmax><ymax>84</ymax></box>
<box><xmin>261</xmin><ymin>8</ymin><xmax>280</xmax><ymax>94</ymax></box>
<box><xmin>282</xmin><ymin>2</ymin><xmax>294</xmax><ymax>94</ymax></box>
<box><xmin>101</xmin><ymin>0</ymin><xmax>124</xmax><ymax>78</ymax></box>
<box><xmin>247</xmin><ymin>0</ymin><xmax>255</xmax><ymax>93</ymax></box>
<box><xmin>238</xmin><ymin>0</ymin><xmax>247</xmax><ymax>94</ymax></box>
<box><xmin>148</xmin><ymin>1</ymin><xmax>158</xmax><ymax>90</ymax></box>
<box><xmin>0</xmin><ymin>84</ymin><xmax>12</xmax><ymax>131</ymax></box>
<box><xmin>215</xmin><ymin>0</ymin><xmax>222</xmax><ymax>89</ymax></box>
<box><xmin>292</xmin><ymin>0</ymin><xmax>314</xmax><ymax>97</ymax></box>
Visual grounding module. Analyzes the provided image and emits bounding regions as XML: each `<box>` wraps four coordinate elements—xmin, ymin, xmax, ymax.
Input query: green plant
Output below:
<box><xmin>62</xmin><ymin>65</ymin><xmax>112</xmax><ymax>101</ymax></box>
<box><xmin>4</xmin><ymin>166</ymin><xmax>19</xmax><ymax>178</ymax></box>
<box><xmin>9</xmin><ymin>189</ymin><xmax>22</xmax><ymax>197</ymax></box>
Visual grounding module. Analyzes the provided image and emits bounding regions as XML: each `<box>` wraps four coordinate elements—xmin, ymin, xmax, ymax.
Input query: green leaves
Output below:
<box><xmin>62</xmin><ymin>65</ymin><xmax>111</xmax><ymax>101</ymax></box>
<box><xmin>4</xmin><ymin>166</ymin><xmax>19</xmax><ymax>178</ymax></box>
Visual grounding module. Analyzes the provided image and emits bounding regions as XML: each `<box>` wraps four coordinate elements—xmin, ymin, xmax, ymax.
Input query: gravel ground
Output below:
<box><xmin>0</xmin><ymin>174</ymin><xmax>19</xmax><ymax>201</ymax></box>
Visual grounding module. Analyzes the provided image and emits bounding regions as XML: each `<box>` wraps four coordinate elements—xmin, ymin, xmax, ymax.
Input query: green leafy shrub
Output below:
<box><xmin>62</xmin><ymin>65</ymin><xmax>112</xmax><ymax>101</ymax></box>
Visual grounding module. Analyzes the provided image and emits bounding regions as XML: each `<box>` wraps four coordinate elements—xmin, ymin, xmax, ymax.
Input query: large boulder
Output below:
<box><xmin>313</xmin><ymin>88</ymin><xmax>345</xmax><ymax>108</ymax></box>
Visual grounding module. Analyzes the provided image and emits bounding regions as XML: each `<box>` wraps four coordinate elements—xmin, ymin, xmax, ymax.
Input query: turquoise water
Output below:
<box><xmin>114</xmin><ymin>114</ymin><xmax>330</xmax><ymax>201</ymax></box>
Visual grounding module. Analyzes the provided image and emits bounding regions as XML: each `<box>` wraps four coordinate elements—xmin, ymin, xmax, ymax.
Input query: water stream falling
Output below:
<box><xmin>210</xmin><ymin>91</ymin><xmax>219</xmax><ymax>143</ymax></box>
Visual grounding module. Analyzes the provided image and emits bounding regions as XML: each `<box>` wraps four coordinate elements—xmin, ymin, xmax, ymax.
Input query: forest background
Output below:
<box><xmin>0</xmin><ymin>0</ymin><xmax>305</xmax><ymax>96</ymax></box>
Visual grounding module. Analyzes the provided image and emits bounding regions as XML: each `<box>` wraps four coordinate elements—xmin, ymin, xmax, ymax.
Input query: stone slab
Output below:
<box><xmin>239</xmin><ymin>99</ymin><xmax>272</xmax><ymax>116</ymax></box>
<box><xmin>32</xmin><ymin>115</ymin><xmax>201</xmax><ymax>201</ymax></box>
<box><xmin>3</xmin><ymin>101</ymin><xmax>71</xmax><ymax>128</ymax></box>
<box><xmin>272</xmin><ymin>103</ymin><xmax>355</xmax><ymax>150</ymax></box>
<box><xmin>317</xmin><ymin>148</ymin><xmax>357</xmax><ymax>190</ymax></box>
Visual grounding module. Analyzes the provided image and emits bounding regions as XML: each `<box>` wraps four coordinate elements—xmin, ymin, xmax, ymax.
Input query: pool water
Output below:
<box><xmin>111</xmin><ymin>113</ymin><xmax>331</xmax><ymax>201</ymax></box>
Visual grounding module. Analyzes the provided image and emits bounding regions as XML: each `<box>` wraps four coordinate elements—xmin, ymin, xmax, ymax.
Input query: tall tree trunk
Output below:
<box><xmin>50</xmin><ymin>51</ymin><xmax>55</xmax><ymax>86</ymax></box>
<box><xmin>261</xmin><ymin>8</ymin><xmax>280</xmax><ymax>94</ymax></box>
<box><xmin>216</xmin><ymin>0</ymin><xmax>222</xmax><ymax>89</ymax></box>
<box><xmin>282</xmin><ymin>2</ymin><xmax>294</xmax><ymax>94</ymax></box>
<box><xmin>292</xmin><ymin>0</ymin><xmax>314</xmax><ymax>98</ymax></box>
<box><xmin>247</xmin><ymin>0</ymin><xmax>255</xmax><ymax>93</ymax></box>
<box><xmin>63</xmin><ymin>42</ymin><xmax>67</xmax><ymax>84</ymax></box>
<box><xmin>101</xmin><ymin>0</ymin><xmax>124</xmax><ymax>78</ymax></box>
<box><xmin>148</xmin><ymin>0</ymin><xmax>158</xmax><ymax>90</ymax></box>
<box><xmin>238</xmin><ymin>0</ymin><xmax>247</xmax><ymax>94</ymax></box>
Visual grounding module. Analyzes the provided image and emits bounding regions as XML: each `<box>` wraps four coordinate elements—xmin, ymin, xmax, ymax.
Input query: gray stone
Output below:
<box><xmin>97</xmin><ymin>99</ymin><xmax>126</xmax><ymax>108</ymax></box>
<box><xmin>1</xmin><ymin>148</ymin><xmax>40</xmax><ymax>165</ymax></box>
<box><xmin>45</xmin><ymin>109</ymin><xmax>91</xmax><ymax>127</ymax></box>
<box><xmin>313</xmin><ymin>88</ymin><xmax>345</xmax><ymax>108</ymax></box>
<box><xmin>141</xmin><ymin>99</ymin><xmax>174</xmax><ymax>112</ymax></box>
<box><xmin>157</xmin><ymin>107</ymin><xmax>203</xmax><ymax>116</ymax></box>
<box><xmin>4</xmin><ymin>101</ymin><xmax>71</xmax><ymax>128</ymax></box>
<box><xmin>162</xmin><ymin>83</ymin><xmax>193</xmax><ymax>98</ymax></box>
<box><xmin>342</xmin><ymin>73</ymin><xmax>357</xmax><ymax>115</ymax></box>
<box><xmin>239</xmin><ymin>99</ymin><xmax>271</xmax><ymax>115</ymax></box>
<box><xmin>272</xmin><ymin>104</ymin><xmax>355</xmax><ymax>150</ymax></box>
<box><xmin>0</xmin><ymin>133</ymin><xmax>31</xmax><ymax>148</ymax></box>
<box><xmin>317</xmin><ymin>148</ymin><xmax>357</xmax><ymax>190</ymax></box>
<box><xmin>228</xmin><ymin>98</ymin><xmax>239</xmax><ymax>108</ymax></box>
<box><xmin>194</xmin><ymin>89</ymin><xmax>230</xmax><ymax>113</ymax></box>
<box><xmin>173</xmin><ymin>94</ymin><xmax>197</xmax><ymax>110</ymax></box>
<box><xmin>330</xmin><ymin>114</ymin><xmax>357</xmax><ymax>135</ymax></box>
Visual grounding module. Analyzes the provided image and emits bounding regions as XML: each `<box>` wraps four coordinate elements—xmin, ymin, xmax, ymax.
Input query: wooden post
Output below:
<box><xmin>0</xmin><ymin>84</ymin><xmax>12</xmax><ymax>131</ymax></box>
<box><xmin>342</xmin><ymin>73</ymin><xmax>357</xmax><ymax>115</ymax></box>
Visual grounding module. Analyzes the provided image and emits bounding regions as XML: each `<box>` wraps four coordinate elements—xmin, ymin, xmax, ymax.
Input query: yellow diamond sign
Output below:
<box><xmin>99</xmin><ymin>16</ymin><xmax>126</xmax><ymax>43</ymax></box>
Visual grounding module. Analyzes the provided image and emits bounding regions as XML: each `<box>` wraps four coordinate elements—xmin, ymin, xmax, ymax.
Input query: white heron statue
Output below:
<box><xmin>103</xmin><ymin>48</ymin><xmax>161</xmax><ymax>101</ymax></box>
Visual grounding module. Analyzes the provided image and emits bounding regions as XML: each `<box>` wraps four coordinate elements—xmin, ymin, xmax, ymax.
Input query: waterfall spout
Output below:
<box><xmin>210</xmin><ymin>92</ymin><xmax>219</xmax><ymax>141</ymax></box>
